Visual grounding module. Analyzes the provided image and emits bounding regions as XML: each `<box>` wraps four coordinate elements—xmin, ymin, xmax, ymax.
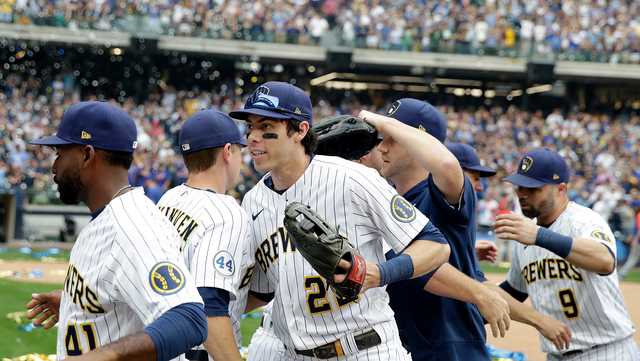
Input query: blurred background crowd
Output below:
<box><xmin>2</xmin><ymin>70</ymin><xmax>640</xmax><ymax>259</ymax></box>
<box><xmin>2</xmin><ymin>0</ymin><xmax>639</xmax><ymax>63</ymax></box>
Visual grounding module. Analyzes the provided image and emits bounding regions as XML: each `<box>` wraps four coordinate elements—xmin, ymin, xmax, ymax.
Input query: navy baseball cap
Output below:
<box><xmin>504</xmin><ymin>148</ymin><xmax>570</xmax><ymax>188</ymax></box>
<box><xmin>179</xmin><ymin>109</ymin><xmax>246</xmax><ymax>154</ymax></box>
<box><xmin>447</xmin><ymin>142</ymin><xmax>496</xmax><ymax>177</ymax></box>
<box><xmin>30</xmin><ymin>101</ymin><xmax>138</xmax><ymax>153</ymax></box>
<box><xmin>229</xmin><ymin>81</ymin><xmax>313</xmax><ymax>124</ymax></box>
<box><xmin>386</xmin><ymin>98</ymin><xmax>447</xmax><ymax>142</ymax></box>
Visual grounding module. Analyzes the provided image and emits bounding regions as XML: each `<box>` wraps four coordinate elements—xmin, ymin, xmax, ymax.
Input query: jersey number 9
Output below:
<box><xmin>558</xmin><ymin>289</ymin><xmax>579</xmax><ymax>319</ymax></box>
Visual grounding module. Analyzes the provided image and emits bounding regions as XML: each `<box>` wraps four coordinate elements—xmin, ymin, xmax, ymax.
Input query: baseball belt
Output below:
<box><xmin>562</xmin><ymin>342</ymin><xmax>607</xmax><ymax>357</ymax></box>
<box><xmin>294</xmin><ymin>329</ymin><xmax>381</xmax><ymax>359</ymax></box>
<box><xmin>185</xmin><ymin>349</ymin><xmax>209</xmax><ymax>361</ymax></box>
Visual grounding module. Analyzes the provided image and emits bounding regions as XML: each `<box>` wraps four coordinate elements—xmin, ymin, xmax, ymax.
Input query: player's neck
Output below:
<box><xmin>391</xmin><ymin>168</ymin><xmax>429</xmax><ymax>196</ymax></box>
<box><xmin>537</xmin><ymin>197</ymin><xmax>570</xmax><ymax>226</ymax></box>
<box><xmin>85</xmin><ymin>171</ymin><xmax>131</xmax><ymax>213</ymax></box>
<box><xmin>186</xmin><ymin>168</ymin><xmax>226</xmax><ymax>194</ymax></box>
<box><xmin>271</xmin><ymin>153</ymin><xmax>311</xmax><ymax>191</ymax></box>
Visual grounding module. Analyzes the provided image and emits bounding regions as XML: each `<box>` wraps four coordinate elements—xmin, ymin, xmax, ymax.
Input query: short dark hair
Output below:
<box><xmin>183</xmin><ymin>148</ymin><xmax>222</xmax><ymax>173</ymax></box>
<box><xmin>286</xmin><ymin>120</ymin><xmax>317</xmax><ymax>155</ymax></box>
<box><xmin>101</xmin><ymin>150</ymin><xmax>133</xmax><ymax>170</ymax></box>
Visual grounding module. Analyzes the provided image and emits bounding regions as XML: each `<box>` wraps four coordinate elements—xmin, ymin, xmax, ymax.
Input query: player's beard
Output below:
<box><xmin>55</xmin><ymin>170</ymin><xmax>85</xmax><ymax>205</ymax></box>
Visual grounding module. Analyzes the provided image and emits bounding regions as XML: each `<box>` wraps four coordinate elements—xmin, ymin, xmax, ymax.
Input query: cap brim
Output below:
<box><xmin>465</xmin><ymin>165</ymin><xmax>497</xmax><ymax>177</ymax></box>
<box><xmin>229</xmin><ymin>108</ymin><xmax>292</xmax><ymax>121</ymax></box>
<box><xmin>503</xmin><ymin>173</ymin><xmax>548</xmax><ymax>188</ymax></box>
<box><xmin>29</xmin><ymin>135</ymin><xmax>75</xmax><ymax>147</ymax></box>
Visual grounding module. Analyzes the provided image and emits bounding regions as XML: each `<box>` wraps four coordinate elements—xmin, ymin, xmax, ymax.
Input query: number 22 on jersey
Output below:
<box><xmin>304</xmin><ymin>276</ymin><xmax>359</xmax><ymax>315</ymax></box>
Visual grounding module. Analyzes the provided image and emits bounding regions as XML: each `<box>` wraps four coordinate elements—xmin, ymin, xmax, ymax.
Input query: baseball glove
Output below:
<box><xmin>313</xmin><ymin>115</ymin><xmax>382</xmax><ymax>160</ymax></box>
<box><xmin>284</xmin><ymin>202</ymin><xmax>366</xmax><ymax>300</ymax></box>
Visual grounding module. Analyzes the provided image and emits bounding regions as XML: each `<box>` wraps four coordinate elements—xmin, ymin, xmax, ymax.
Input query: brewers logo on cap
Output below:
<box><xmin>387</xmin><ymin>100</ymin><xmax>401</xmax><ymax>116</ymax></box>
<box><xmin>81</xmin><ymin>131</ymin><xmax>92</xmax><ymax>140</ymax></box>
<box><xmin>521</xmin><ymin>156</ymin><xmax>534</xmax><ymax>172</ymax></box>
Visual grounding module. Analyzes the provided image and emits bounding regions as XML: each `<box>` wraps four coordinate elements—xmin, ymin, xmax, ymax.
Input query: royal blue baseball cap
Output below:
<box><xmin>447</xmin><ymin>142</ymin><xmax>496</xmax><ymax>177</ymax></box>
<box><xmin>179</xmin><ymin>109</ymin><xmax>246</xmax><ymax>154</ymax></box>
<box><xmin>386</xmin><ymin>98</ymin><xmax>447</xmax><ymax>143</ymax></box>
<box><xmin>30</xmin><ymin>101</ymin><xmax>138</xmax><ymax>153</ymax></box>
<box><xmin>504</xmin><ymin>148</ymin><xmax>570</xmax><ymax>188</ymax></box>
<box><xmin>229</xmin><ymin>81</ymin><xmax>313</xmax><ymax>124</ymax></box>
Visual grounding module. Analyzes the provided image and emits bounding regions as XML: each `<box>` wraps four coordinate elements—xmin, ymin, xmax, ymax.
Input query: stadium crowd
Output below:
<box><xmin>2</xmin><ymin>0</ymin><xmax>639</xmax><ymax>63</ymax></box>
<box><xmin>2</xmin><ymin>72</ymin><xmax>640</xmax><ymax>253</ymax></box>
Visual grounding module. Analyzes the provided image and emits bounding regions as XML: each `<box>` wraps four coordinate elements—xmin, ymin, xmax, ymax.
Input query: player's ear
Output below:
<box><xmin>294</xmin><ymin>121</ymin><xmax>310</xmax><ymax>142</ymax></box>
<box><xmin>222</xmin><ymin>143</ymin><xmax>232</xmax><ymax>163</ymax></box>
<box><xmin>80</xmin><ymin>145</ymin><xmax>96</xmax><ymax>167</ymax></box>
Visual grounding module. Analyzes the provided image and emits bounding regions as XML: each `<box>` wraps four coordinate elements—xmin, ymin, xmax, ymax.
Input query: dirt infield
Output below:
<box><xmin>1</xmin><ymin>260</ymin><xmax>638</xmax><ymax>360</ymax></box>
<box><xmin>0</xmin><ymin>260</ymin><xmax>67</xmax><ymax>284</ymax></box>
<box><xmin>485</xmin><ymin>274</ymin><xmax>640</xmax><ymax>361</ymax></box>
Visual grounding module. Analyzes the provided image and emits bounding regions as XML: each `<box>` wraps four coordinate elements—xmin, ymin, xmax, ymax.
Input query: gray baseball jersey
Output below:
<box><xmin>506</xmin><ymin>202</ymin><xmax>636</xmax><ymax>354</ymax></box>
<box><xmin>241</xmin><ymin>155</ymin><xmax>430</xmax><ymax>351</ymax></box>
<box><xmin>57</xmin><ymin>187</ymin><xmax>202</xmax><ymax>359</ymax></box>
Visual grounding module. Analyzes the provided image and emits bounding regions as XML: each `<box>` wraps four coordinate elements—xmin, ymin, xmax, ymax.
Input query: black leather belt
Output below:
<box><xmin>185</xmin><ymin>349</ymin><xmax>209</xmax><ymax>361</ymax></box>
<box><xmin>562</xmin><ymin>342</ymin><xmax>605</xmax><ymax>357</ymax></box>
<box><xmin>295</xmin><ymin>329</ymin><xmax>381</xmax><ymax>359</ymax></box>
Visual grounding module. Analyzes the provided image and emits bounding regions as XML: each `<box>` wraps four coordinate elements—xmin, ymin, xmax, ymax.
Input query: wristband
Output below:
<box><xmin>535</xmin><ymin>227</ymin><xmax>573</xmax><ymax>258</ymax></box>
<box><xmin>378</xmin><ymin>253</ymin><xmax>414</xmax><ymax>286</ymax></box>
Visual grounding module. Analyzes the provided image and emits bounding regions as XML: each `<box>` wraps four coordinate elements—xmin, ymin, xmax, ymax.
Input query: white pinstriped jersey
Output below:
<box><xmin>157</xmin><ymin>184</ymin><xmax>254</xmax><ymax>349</ymax></box>
<box><xmin>241</xmin><ymin>155</ymin><xmax>430</xmax><ymax>351</ymax></box>
<box><xmin>247</xmin><ymin>302</ymin><xmax>284</xmax><ymax>361</ymax></box>
<box><xmin>56</xmin><ymin>188</ymin><xmax>202</xmax><ymax>359</ymax></box>
<box><xmin>506</xmin><ymin>202</ymin><xmax>636</xmax><ymax>354</ymax></box>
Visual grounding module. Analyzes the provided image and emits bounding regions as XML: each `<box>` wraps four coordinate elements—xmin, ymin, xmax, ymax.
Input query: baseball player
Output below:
<box><xmin>229</xmin><ymin>81</ymin><xmax>451</xmax><ymax>360</ymax></box>
<box><xmin>446</xmin><ymin>142</ymin><xmax>499</xmax><ymax>263</ymax></box>
<box><xmin>495</xmin><ymin>148</ymin><xmax>639</xmax><ymax>360</ymax></box>
<box><xmin>360</xmin><ymin>104</ymin><xmax>575</xmax><ymax>361</ymax></box>
<box><xmin>26</xmin><ymin>101</ymin><xmax>206</xmax><ymax>360</ymax></box>
<box><xmin>157</xmin><ymin>109</ymin><xmax>251</xmax><ymax>361</ymax></box>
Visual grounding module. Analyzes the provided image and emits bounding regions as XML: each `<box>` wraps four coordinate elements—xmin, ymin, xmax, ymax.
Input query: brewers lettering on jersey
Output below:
<box><xmin>26</xmin><ymin>101</ymin><xmax>205</xmax><ymax>360</ymax></box>
<box><xmin>497</xmin><ymin>148</ymin><xmax>638</xmax><ymax>360</ymax></box>
<box><xmin>58</xmin><ymin>187</ymin><xmax>202</xmax><ymax>359</ymax></box>
<box><xmin>229</xmin><ymin>81</ymin><xmax>449</xmax><ymax>360</ymax></box>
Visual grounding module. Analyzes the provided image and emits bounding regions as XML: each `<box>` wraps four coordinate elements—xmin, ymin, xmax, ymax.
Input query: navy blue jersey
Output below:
<box><xmin>386</xmin><ymin>175</ymin><xmax>489</xmax><ymax>361</ymax></box>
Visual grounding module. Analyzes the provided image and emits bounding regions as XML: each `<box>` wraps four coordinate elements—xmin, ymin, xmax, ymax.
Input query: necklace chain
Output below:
<box><xmin>111</xmin><ymin>184</ymin><xmax>133</xmax><ymax>200</ymax></box>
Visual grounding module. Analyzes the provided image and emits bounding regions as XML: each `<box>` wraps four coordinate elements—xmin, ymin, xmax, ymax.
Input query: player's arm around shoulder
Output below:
<box><xmin>359</xmin><ymin>110</ymin><xmax>464</xmax><ymax>203</ymax></box>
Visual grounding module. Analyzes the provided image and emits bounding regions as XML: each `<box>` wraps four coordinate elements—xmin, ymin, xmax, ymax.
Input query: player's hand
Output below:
<box><xmin>494</xmin><ymin>213</ymin><xmax>539</xmax><ymax>246</ymax></box>
<box><xmin>536</xmin><ymin>315</ymin><xmax>572</xmax><ymax>351</ymax></box>
<box><xmin>475</xmin><ymin>240</ymin><xmax>498</xmax><ymax>262</ymax></box>
<box><xmin>476</xmin><ymin>286</ymin><xmax>510</xmax><ymax>338</ymax></box>
<box><xmin>357</xmin><ymin>110</ymin><xmax>396</xmax><ymax>134</ymax></box>
<box><xmin>334</xmin><ymin>259</ymin><xmax>380</xmax><ymax>292</ymax></box>
<box><xmin>26</xmin><ymin>290</ymin><xmax>62</xmax><ymax>329</ymax></box>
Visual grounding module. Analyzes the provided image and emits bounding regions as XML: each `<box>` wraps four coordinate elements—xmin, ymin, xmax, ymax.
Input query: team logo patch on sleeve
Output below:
<box><xmin>390</xmin><ymin>195</ymin><xmax>416</xmax><ymax>223</ymax></box>
<box><xmin>591</xmin><ymin>230</ymin><xmax>613</xmax><ymax>244</ymax></box>
<box><xmin>149</xmin><ymin>262</ymin><xmax>185</xmax><ymax>295</ymax></box>
<box><xmin>214</xmin><ymin>250</ymin><xmax>235</xmax><ymax>276</ymax></box>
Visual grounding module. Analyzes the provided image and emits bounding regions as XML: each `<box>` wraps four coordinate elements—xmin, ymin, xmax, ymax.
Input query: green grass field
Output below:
<box><xmin>1</xmin><ymin>263</ymin><xmax>638</xmax><ymax>358</ymax></box>
<box><xmin>0</xmin><ymin>248</ymin><xmax>70</xmax><ymax>262</ymax></box>
<box><xmin>0</xmin><ymin>279</ymin><xmax>59</xmax><ymax>358</ymax></box>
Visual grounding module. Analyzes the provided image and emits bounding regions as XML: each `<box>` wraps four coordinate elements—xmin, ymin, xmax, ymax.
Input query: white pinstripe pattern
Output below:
<box><xmin>56</xmin><ymin>187</ymin><xmax>202</xmax><ymax>360</ymax></box>
<box><xmin>247</xmin><ymin>303</ymin><xmax>285</xmax><ymax>361</ymax></box>
<box><xmin>241</xmin><ymin>155</ymin><xmax>429</xmax><ymax>355</ymax></box>
<box><xmin>507</xmin><ymin>202</ymin><xmax>636</xmax><ymax>355</ymax></box>
<box><xmin>158</xmin><ymin>184</ymin><xmax>254</xmax><ymax>350</ymax></box>
<box><xmin>546</xmin><ymin>336</ymin><xmax>640</xmax><ymax>361</ymax></box>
